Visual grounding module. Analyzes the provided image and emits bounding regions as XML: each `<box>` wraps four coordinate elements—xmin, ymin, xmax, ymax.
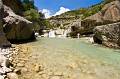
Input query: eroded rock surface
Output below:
<box><xmin>0</xmin><ymin>0</ymin><xmax>11</xmax><ymax>47</ymax></box>
<box><xmin>0</xmin><ymin>0</ymin><xmax>35</xmax><ymax>46</ymax></box>
<box><xmin>2</xmin><ymin>0</ymin><xmax>23</xmax><ymax>14</ymax></box>
<box><xmin>86</xmin><ymin>0</ymin><xmax>120</xmax><ymax>22</ymax></box>
<box><xmin>3</xmin><ymin>5</ymin><xmax>35</xmax><ymax>42</ymax></box>
<box><xmin>93</xmin><ymin>22</ymin><xmax>120</xmax><ymax>48</ymax></box>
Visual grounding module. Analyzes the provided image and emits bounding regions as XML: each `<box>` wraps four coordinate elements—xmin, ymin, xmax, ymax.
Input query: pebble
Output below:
<box><xmin>0</xmin><ymin>47</ymin><xmax>19</xmax><ymax>79</ymax></box>
<box><xmin>7</xmin><ymin>73</ymin><xmax>18</xmax><ymax>79</ymax></box>
<box><xmin>50</xmin><ymin>76</ymin><xmax>61</xmax><ymax>79</ymax></box>
<box><xmin>0</xmin><ymin>75</ymin><xmax>4</xmax><ymax>79</ymax></box>
<box><xmin>54</xmin><ymin>71</ymin><xmax>63</xmax><ymax>76</ymax></box>
<box><xmin>17</xmin><ymin>63</ymin><xmax>24</xmax><ymax>67</ymax></box>
<box><xmin>0</xmin><ymin>68</ymin><xmax>5</xmax><ymax>74</ymax></box>
<box><xmin>21</xmin><ymin>67</ymin><xmax>28</xmax><ymax>73</ymax></box>
<box><xmin>14</xmin><ymin>69</ymin><xmax>21</xmax><ymax>75</ymax></box>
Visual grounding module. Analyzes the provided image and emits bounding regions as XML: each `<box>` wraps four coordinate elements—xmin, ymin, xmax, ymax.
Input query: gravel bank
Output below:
<box><xmin>0</xmin><ymin>45</ymin><xmax>19</xmax><ymax>79</ymax></box>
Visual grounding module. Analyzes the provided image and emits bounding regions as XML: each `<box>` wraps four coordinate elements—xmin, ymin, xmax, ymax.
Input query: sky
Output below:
<box><xmin>34</xmin><ymin>0</ymin><xmax>102</xmax><ymax>18</ymax></box>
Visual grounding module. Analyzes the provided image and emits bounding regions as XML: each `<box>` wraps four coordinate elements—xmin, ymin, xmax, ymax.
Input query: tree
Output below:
<box><xmin>22</xmin><ymin>0</ymin><xmax>35</xmax><ymax>10</ymax></box>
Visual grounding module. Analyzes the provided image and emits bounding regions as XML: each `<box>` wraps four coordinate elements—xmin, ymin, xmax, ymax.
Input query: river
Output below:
<box><xmin>13</xmin><ymin>37</ymin><xmax>120</xmax><ymax>79</ymax></box>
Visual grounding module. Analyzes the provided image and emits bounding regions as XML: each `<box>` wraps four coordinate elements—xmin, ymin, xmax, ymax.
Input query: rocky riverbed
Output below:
<box><xmin>0</xmin><ymin>45</ymin><xmax>20</xmax><ymax>79</ymax></box>
<box><xmin>7</xmin><ymin>38</ymin><xmax>120</xmax><ymax>79</ymax></box>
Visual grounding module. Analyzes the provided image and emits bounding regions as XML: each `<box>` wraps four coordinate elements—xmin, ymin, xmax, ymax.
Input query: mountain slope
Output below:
<box><xmin>48</xmin><ymin>0</ymin><xmax>118</xmax><ymax>29</ymax></box>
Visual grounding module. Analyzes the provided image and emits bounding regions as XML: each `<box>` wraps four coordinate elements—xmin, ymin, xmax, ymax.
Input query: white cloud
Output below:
<box><xmin>40</xmin><ymin>9</ymin><xmax>51</xmax><ymax>18</ymax></box>
<box><xmin>39</xmin><ymin>7</ymin><xmax>70</xmax><ymax>18</ymax></box>
<box><xmin>53</xmin><ymin>7</ymin><xmax>70</xmax><ymax>16</ymax></box>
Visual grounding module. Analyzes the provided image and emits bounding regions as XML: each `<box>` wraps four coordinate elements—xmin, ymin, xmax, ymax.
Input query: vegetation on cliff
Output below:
<box><xmin>21</xmin><ymin>0</ymin><xmax>47</xmax><ymax>32</ymax></box>
<box><xmin>51</xmin><ymin>0</ymin><xmax>116</xmax><ymax>20</ymax></box>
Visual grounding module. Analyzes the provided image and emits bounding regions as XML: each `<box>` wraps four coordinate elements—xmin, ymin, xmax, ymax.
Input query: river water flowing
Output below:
<box><xmin>13</xmin><ymin>37</ymin><xmax>120</xmax><ymax>79</ymax></box>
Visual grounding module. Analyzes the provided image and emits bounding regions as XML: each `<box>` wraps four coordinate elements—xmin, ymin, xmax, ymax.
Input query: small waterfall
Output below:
<box><xmin>48</xmin><ymin>30</ymin><xmax>56</xmax><ymax>38</ymax></box>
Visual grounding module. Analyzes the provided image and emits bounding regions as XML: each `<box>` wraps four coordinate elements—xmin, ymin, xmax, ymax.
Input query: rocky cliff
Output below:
<box><xmin>48</xmin><ymin>0</ymin><xmax>120</xmax><ymax>48</ymax></box>
<box><xmin>49</xmin><ymin>0</ymin><xmax>120</xmax><ymax>35</ymax></box>
<box><xmin>2</xmin><ymin>0</ymin><xmax>23</xmax><ymax>14</ymax></box>
<box><xmin>0</xmin><ymin>0</ymin><xmax>35</xmax><ymax>47</ymax></box>
<box><xmin>86</xmin><ymin>0</ymin><xmax>120</xmax><ymax>22</ymax></box>
<box><xmin>68</xmin><ymin>0</ymin><xmax>120</xmax><ymax>36</ymax></box>
<box><xmin>0</xmin><ymin>0</ymin><xmax>11</xmax><ymax>47</ymax></box>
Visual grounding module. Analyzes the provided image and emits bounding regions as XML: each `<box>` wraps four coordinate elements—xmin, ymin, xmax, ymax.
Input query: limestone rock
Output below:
<box><xmin>93</xmin><ymin>22</ymin><xmax>120</xmax><ymax>48</ymax></box>
<box><xmin>0</xmin><ymin>54</ymin><xmax>7</xmax><ymax>67</ymax></box>
<box><xmin>86</xmin><ymin>0</ymin><xmax>120</xmax><ymax>22</ymax></box>
<box><xmin>2</xmin><ymin>0</ymin><xmax>23</xmax><ymax>14</ymax></box>
<box><xmin>14</xmin><ymin>68</ymin><xmax>21</xmax><ymax>75</ymax></box>
<box><xmin>3</xmin><ymin>5</ymin><xmax>35</xmax><ymax>42</ymax></box>
<box><xmin>68</xmin><ymin>19</ymin><xmax>96</xmax><ymax>37</ymax></box>
<box><xmin>0</xmin><ymin>0</ymin><xmax>11</xmax><ymax>47</ymax></box>
<box><xmin>17</xmin><ymin>63</ymin><xmax>24</xmax><ymax>67</ymax></box>
<box><xmin>7</xmin><ymin>73</ymin><xmax>18</xmax><ymax>79</ymax></box>
<box><xmin>0</xmin><ymin>75</ymin><xmax>4</xmax><ymax>79</ymax></box>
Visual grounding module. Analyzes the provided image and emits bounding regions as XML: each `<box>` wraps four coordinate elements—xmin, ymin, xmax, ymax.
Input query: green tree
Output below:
<box><xmin>22</xmin><ymin>0</ymin><xmax>35</xmax><ymax>10</ymax></box>
<box><xmin>23</xmin><ymin>9</ymin><xmax>45</xmax><ymax>31</ymax></box>
<box><xmin>20</xmin><ymin>0</ymin><xmax>47</xmax><ymax>32</ymax></box>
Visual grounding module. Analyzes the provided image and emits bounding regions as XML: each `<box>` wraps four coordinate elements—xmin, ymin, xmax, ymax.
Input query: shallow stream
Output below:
<box><xmin>15</xmin><ymin>37</ymin><xmax>120</xmax><ymax>79</ymax></box>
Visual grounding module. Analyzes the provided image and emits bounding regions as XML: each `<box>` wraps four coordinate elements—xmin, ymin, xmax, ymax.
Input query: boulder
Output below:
<box><xmin>68</xmin><ymin>19</ymin><xmax>97</xmax><ymax>37</ymax></box>
<box><xmin>7</xmin><ymin>73</ymin><xmax>18</xmax><ymax>79</ymax></box>
<box><xmin>3</xmin><ymin>5</ymin><xmax>35</xmax><ymax>43</ymax></box>
<box><xmin>93</xmin><ymin>22</ymin><xmax>120</xmax><ymax>48</ymax></box>
<box><xmin>0</xmin><ymin>0</ymin><xmax>11</xmax><ymax>47</ymax></box>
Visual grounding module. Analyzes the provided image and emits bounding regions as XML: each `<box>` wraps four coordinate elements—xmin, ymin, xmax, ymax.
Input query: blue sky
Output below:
<box><xmin>34</xmin><ymin>0</ymin><xmax>102</xmax><ymax>18</ymax></box>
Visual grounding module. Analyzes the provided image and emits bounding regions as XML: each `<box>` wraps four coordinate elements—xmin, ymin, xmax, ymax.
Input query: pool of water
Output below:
<box><xmin>32</xmin><ymin>37</ymin><xmax>120</xmax><ymax>67</ymax></box>
<box><xmin>18</xmin><ymin>37</ymin><xmax>120</xmax><ymax>79</ymax></box>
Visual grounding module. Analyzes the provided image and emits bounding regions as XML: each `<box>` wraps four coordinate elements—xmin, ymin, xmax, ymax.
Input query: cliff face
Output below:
<box><xmin>0</xmin><ymin>0</ymin><xmax>11</xmax><ymax>47</ymax></box>
<box><xmin>2</xmin><ymin>0</ymin><xmax>23</xmax><ymax>14</ymax></box>
<box><xmin>49</xmin><ymin>16</ymin><xmax>79</xmax><ymax>29</ymax></box>
<box><xmin>0</xmin><ymin>0</ymin><xmax>35</xmax><ymax>47</ymax></box>
<box><xmin>49</xmin><ymin>0</ymin><xmax>120</xmax><ymax>31</ymax></box>
<box><xmin>86</xmin><ymin>0</ymin><xmax>120</xmax><ymax>48</ymax></box>
<box><xmin>48</xmin><ymin>0</ymin><xmax>120</xmax><ymax>48</ymax></box>
<box><xmin>69</xmin><ymin>1</ymin><xmax>120</xmax><ymax>34</ymax></box>
<box><xmin>86</xmin><ymin>0</ymin><xmax>120</xmax><ymax>22</ymax></box>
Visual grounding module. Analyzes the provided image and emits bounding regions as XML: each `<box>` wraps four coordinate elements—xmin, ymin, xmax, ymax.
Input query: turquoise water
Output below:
<box><xmin>31</xmin><ymin>37</ymin><xmax>120</xmax><ymax>68</ymax></box>
<box><xmin>24</xmin><ymin>37</ymin><xmax>120</xmax><ymax>79</ymax></box>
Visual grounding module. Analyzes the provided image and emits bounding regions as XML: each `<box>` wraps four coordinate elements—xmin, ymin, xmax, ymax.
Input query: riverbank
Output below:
<box><xmin>0</xmin><ymin>45</ymin><xmax>20</xmax><ymax>79</ymax></box>
<box><xmin>9</xmin><ymin>38</ymin><xmax>120</xmax><ymax>79</ymax></box>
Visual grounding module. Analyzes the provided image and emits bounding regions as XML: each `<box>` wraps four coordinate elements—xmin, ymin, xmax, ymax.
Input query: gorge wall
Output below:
<box><xmin>0</xmin><ymin>0</ymin><xmax>35</xmax><ymax>47</ymax></box>
<box><xmin>48</xmin><ymin>0</ymin><xmax>120</xmax><ymax>48</ymax></box>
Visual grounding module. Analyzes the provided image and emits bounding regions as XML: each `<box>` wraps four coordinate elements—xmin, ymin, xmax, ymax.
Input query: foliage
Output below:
<box><xmin>103</xmin><ymin>0</ymin><xmax>115</xmax><ymax>4</ymax></box>
<box><xmin>50</xmin><ymin>0</ymin><xmax>116</xmax><ymax>20</ymax></box>
<box><xmin>20</xmin><ymin>0</ymin><xmax>49</xmax><ymax>32</ymax></box>
<box><xmin>24</xmin><ymin>9</ymin><xmax>42</xmax><ymax>21</ymax></box>
<box><xmin>43</xmin><ymin>20</ymin><xmax>55</xmax><ymax>29</ymax></box>
<box><xmin>22</xmin><ymin>0</ymin><xmax>35</xmax><ymax>10</ymax></box>
<box><xmin>82</xmin><ymin>4</ymin><xmax>103</xmax><ymax>19</ymax></box>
